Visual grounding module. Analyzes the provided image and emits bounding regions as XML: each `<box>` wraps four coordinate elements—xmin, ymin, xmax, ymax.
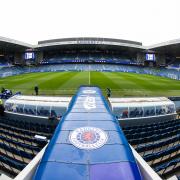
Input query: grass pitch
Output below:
<box><xmin>0</xmin><ymin>71</ymin><xmax>179</xmax><ymax>97</ymax></box>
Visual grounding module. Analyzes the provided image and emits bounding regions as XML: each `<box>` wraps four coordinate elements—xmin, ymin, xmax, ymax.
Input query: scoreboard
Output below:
<box><xmin>146</xmin><ymin>53</ymin><xmax>156</xmax><ymax>61</ymax></box>
<box><xmin>24</xmin><ymin>52</ymin><xmax>35</xmax><ymax>60</ymax></box>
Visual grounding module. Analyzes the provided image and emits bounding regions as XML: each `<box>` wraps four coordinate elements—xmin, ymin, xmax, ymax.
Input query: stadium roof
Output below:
<box><xmin>36</xmin><ymin>37</ymin><xmax>145</xmax><ymax>52</ymax></box>
<box><xmin>0</xmin><ymin>36</ymin><xmax>33</xmax><ymax>51</ymax></box>
<box><xmin>0</xmin><ymin>36</ymin><xmax>180</xmax><ymax>56</ymax></box>
<box><xmin>147</xmin><ymin>38</ymin><xmax>180</xmax><ymax>56</ymax></box>
<box><xmin>38</xmin><ymin>37</ymin><xmax>142</xmax><ymax>46</ymax></box>
<box><xmin>148</xmin><ymin>38</ymin><xmax>180</xmax><ymax>49</ymax></box>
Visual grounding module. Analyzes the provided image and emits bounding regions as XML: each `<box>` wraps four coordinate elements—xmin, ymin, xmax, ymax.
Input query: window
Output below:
<box><xmin>144</xmin><ymin>106</ymin><xmax>155</xmax><ymax>117</ymax></box>
<box><xmin>51</xmin><ymin>106</ymin><xmax>66</xmax><ymax>118</ymax></box>
<box><xmin>156</xmin><ymin>106</ymin><xmax>165</xmax><ymax>115</ymax></box>
<box><xmin>166</xmin><ymin>104</ymin><xmax>175</xmax><ymax>114</ymax></box>
<box><xmin>24</xmin><ymin>104</ymin><xmax>37</xmax><ymax>115</ymax></box>
<box><xmin>113</xmin><ymin>107</ymin><xmax>128</xmax><ymax>119</ymax></box>
<box><xmin>37</xmin><ymin>105</ymin><xmax>50</xmax><ymax>117</ymax></box>
<box><xmin>129</xmin><ymin>107</ymin><xmax>143</xmax><ymax>118</ymax></box>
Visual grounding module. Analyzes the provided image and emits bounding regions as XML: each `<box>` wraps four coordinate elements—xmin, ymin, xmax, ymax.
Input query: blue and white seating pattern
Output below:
<box><xmin>40</xmin><ymin>53</ymin><xmax>138</xmax><ymax>65</ymax></box>
<box><xmin>123</xmin><ymin>118</ymin><xmax>180</xmax><ymax>179</ymax></box>
<box><xmin>0</xmin><ymin>64</ymin><xmax>179</xmax><ymax>80</ymax></box>
<box><xmin>0</xmin><ymin>117</ymin><xmax>56</xmax><ymax>177</ymax></box>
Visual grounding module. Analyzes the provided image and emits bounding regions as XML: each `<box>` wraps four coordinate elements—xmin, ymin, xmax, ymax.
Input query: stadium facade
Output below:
<box><xmin>0</xmin><ymin>36</ymin><xmax>180</xmax><ymax>67</ymax></box>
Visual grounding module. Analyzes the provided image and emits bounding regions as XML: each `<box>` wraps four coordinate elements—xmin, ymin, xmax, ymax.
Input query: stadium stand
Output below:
<box><xmin>0</xmin><ymin>56</ymin><xmax>13</xmax><ymax>67</ymax></box>
<box><xmin>0</xmin><ymin>64</ymin><xmax>179</xmax><ymax>80</ymax></box>
<box><xmin>168</xmin><ymin>59</ymin><xmax>180</xmax><ymax>69</ymax></box>
<box><xmin>40</xmin><ymin>52</ymin><xmax>138</xmax><ymax>65</ymax></box>
<box><xmin>0</xmin><ymin>59</ymin><xmax>8</xmax><ymax>67</ymax></box>
<box><xmin>122</xmin><ymin>118</ymin><xmax>180</xmax><ymax>179</ymax></box>
<box><xmin>0</xmin><ymin>116</ymin><xmax>56</xmax><ymax>177</ymax></box>
<box><xmin>0</xmin><ymin>36</ymin><xmax>180</xmax><ymax>179</ymax></box>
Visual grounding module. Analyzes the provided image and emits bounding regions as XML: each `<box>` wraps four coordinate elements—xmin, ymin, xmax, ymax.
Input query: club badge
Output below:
<box><xmin>69</xmin><ymin>127</ymin><xmax>108</xmax><ymax>150</ymax></box>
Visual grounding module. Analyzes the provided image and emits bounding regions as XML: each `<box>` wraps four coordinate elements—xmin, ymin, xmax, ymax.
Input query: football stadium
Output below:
<box><xmin>0</xmin><ymin>36</ymin><xmax>179</xmax><ymax>180</ymax></box>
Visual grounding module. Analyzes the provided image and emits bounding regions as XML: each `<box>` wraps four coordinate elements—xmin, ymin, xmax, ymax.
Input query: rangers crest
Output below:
<box><xmin>69</xmin><ymin>127</ymin><xmax>108</xmax><ymax>150</ymax></box>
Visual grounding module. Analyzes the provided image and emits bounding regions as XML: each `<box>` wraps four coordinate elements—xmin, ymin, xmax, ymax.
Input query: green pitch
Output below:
<box><xmin>0</xmin><ymin>71</ymin><xmax>180</xmax><ymax>97</ymax></box>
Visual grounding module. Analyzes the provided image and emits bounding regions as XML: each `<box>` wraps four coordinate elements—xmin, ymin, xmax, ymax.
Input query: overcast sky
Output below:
<box><xmin>0</xmin><ymin>0</ymin><xmax>179</xmax><ymax>46</ymax></box>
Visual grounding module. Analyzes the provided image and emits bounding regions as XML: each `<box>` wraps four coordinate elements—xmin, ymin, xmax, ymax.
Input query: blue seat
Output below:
<box><xmin>20</xmin><ymin>150</ymin><xmax>34</xmax><ymax>159</ymax></box>
<box><xmin>154</xmin><ymin>157</ymin><xmax>180</xmax><ymax>173</ymax></box>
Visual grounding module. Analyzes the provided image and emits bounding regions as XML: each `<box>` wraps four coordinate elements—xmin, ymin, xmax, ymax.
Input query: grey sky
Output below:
<box><xmin>0</xmin><ymin>0</ymin><xmax>179</xmax><ymax>45</ymax></box>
